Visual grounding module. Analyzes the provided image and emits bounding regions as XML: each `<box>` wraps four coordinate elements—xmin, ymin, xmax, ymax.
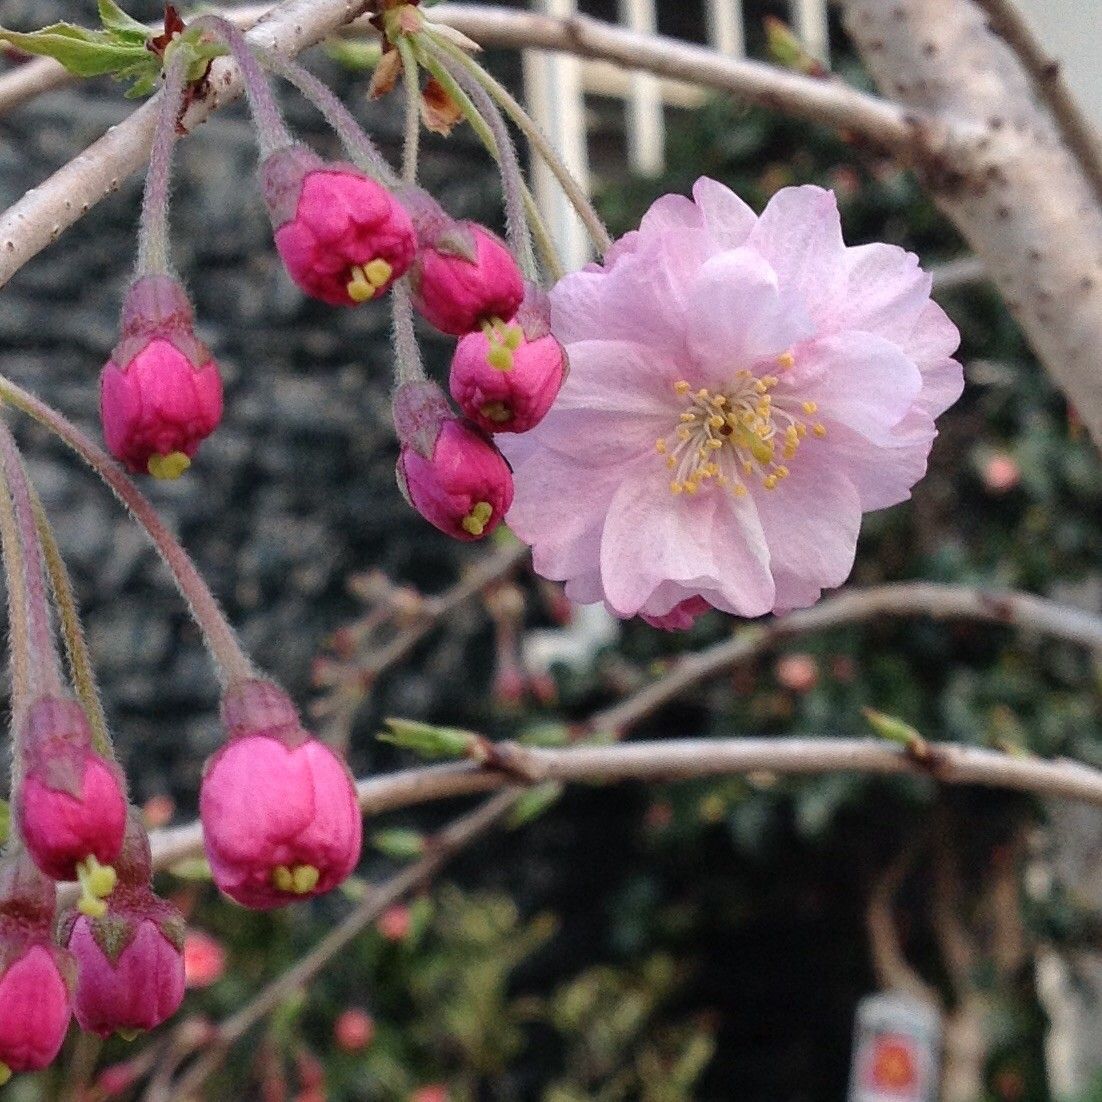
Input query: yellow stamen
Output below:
<box><xmin>763</xmin><ymin>475</ymin><xmax>778</xmax><ymax>490</ymax></box>
<box><xmin>147</xmin><ymin>451</ymin><xmax>191</xmax><ymax>480</ymax></box>
<box><xmin>461</xmin><ymin>501</ymin><xmax>494</xmax><ymax>537</ymax></box>
<box><xmin>802</xmin><ymin>400</ymin><xmax>818</xmax><ymax>414</ymax></box>
<box><xmin>670</xmin><ymin>481</ymin><xmax>683</xmax><ymax>494</ymax></box>
<box><xmin>271</xmin><ymin>864</ymin><xmax>320</xmax><ymax>895</ymax></box>
<box><xmin>479</xmin><ymin>401</ymin><xmax>512</xmax><ymax>423</ymax></box>
<box><xmin>76</xmin><ymin>855</ymin><xmax>117</xmax><ymax>917</ymax></box>
<box><xmin>674</xmin><ymin>380</ymin><xmax>691</xmax><ymax>394</ymax></box>
<box><xmin>346</xmin><ymin>267</ymin><xmax>376</xmax><ymax>302</ymax></box>
<box><xmin>364</xmin><ymin>258</ymin><xmax>393</xmax><ymax>288</ymax></box>
<box><xmin>813</xmin><ymin>422</ymin><xmax>828</xmax><ymax>438</ymax></box>
<box><xmin>655</xmin><ymin>439</ymin><xmax>667</xmax><ymax>453</ymax></box>
<box><xmin>777</xmin><ymin>351</ymin><xmax>795</xmax><ymax>370</ymax></box>
<box><xmin>487</xmin><ymin>345</ymin><xmax>514</xmax><ymax>372</ymax></box>
<box><xmin>733</xmin><ymin>483</ymin><xmax>748</xmax><ymax>498</ymax></box>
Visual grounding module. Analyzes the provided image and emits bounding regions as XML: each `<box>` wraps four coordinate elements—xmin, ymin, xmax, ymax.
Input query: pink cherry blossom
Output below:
<box><xmin>500</xmin><ymin>180</ymin><xmax>963</xmax><ymax>623</ymax></box>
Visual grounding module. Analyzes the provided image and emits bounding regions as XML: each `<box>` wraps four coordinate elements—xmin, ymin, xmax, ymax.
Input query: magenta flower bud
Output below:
<box><xmin>16</xmin><ymin>696</ymin><xmax>126</xmax><ymax>885</ymax></box>
<box><xmin>60</xmin><ymin>819</ymin><xmax>185</xmax><ymax>1038</ymax></box>
<box><xmin>408</xmin><ymin>217</ymin><xmax>524</xmax><ymax>336</ymax></box>
<box><xmin>262</xmin><ymin>144</ymin><xmax>416</xmax><ymax>307</ymax></box>
<box><xmin>449</xmin><ymin>288</ymin><xmax>567</xmax><ymax>433</ymax></box>
<box><xmin>0</xmin><ymin>859</ymin><xmax>74</xmax><ymax>1080</ymax></box>
<box><xmin>199</xmin><ymin>680</ymin><xmax>362</xmax><ymax>910</ymax></box>
<box><xmin>640</xmin><ymin>596</ymin><xmax>712</xmax><ymax>631</ymax></box>
<box><xmin>393</xmin><ymin>381</ymin><xmax>514</xmax><ymax>540</ymax></box>
<box><xmin>100</xmin><ymin>275</ymin><xmax>223</xmax><ymax>480</ymax></box>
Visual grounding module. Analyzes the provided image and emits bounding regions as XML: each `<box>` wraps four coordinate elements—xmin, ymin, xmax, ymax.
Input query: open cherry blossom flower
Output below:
<box><xmin>499</xmin><ymin>180</ymin><xmax>963</xmax><ymax>626</ymax></box>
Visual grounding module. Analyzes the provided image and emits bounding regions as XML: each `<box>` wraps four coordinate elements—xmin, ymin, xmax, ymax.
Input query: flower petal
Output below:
<box><xmin>798</xmin><ymin>331</ymin><xmax>923</xmax><ymax>442</ymax></box>
<box><xmin>746</xmin><ymin>185</ymin><xmax>847</xmax><ymax>326</ymax></box>
<box><xmin>600</xmin><ymin>473</ymin><xmax>774</xmax><ymax>617</ymax></box>
<box><xmin>832</xmin><ymin>242</ymin><xmax>932</xmax><ymax>338</ymax></box>
<box><xmin>751</xmin><ymin>453</ymin><xmax>862</xmax><ymax>599</ymax></box>
<box><xmin>685</xmin><ymin>248</ymin><xmax>811</xmax><ymax>377</ymax></box>
<box><xmin>692</xmin><ymin>177</ymin><xmax>757</xmax><ymax>248</ymax></box>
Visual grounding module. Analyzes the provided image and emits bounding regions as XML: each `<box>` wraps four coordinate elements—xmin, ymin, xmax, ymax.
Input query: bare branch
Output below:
<box><xmin>970</xmin><ymin>0</ymin><xmax>1102</xmax><ymax>204</ymax></box>
<box><xmin>588</xmin><ymin>582</ymin><xmax>1102</xmax><ymax>736</ymax></box>
<box><xmin>427</xmin><ymin>4</ymin><xmax>917</xmax><ymax>152</ymax></box>
<box><xmin>866</xmin><ymin>837</ymin><xmax>939</xmax><ymax>1004</ymax></box>
<box><xmin>147</xmin><ymin>734</ymin><xmax>1102</xmax><ymax>876</ymax></box>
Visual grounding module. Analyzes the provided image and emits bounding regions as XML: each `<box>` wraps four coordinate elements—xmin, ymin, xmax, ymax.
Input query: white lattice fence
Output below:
<box><xmin>523</xmin><ymin>0</ymin><xmax>832</xmax><ymax>268</ymax></box>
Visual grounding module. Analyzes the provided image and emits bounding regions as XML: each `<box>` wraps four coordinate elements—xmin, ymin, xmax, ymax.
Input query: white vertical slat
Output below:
<box><xmin>705</xmin><ymin>0</ymin><xmax>746</xmax><ymax>58</ymax></box>
<box><xmin>523</xmin><ymin>0</ymin><xmax>592</xmax><ymax>271</ymax></box>
<box><xmin>618</xmin><ymin>0</ymin><xmax>665</xmax><ymax>175</ymax></box>
<box><xmin>789</xmin><ymin>0</ymin><xmax>830</xmax><ymax>66</ymax></box>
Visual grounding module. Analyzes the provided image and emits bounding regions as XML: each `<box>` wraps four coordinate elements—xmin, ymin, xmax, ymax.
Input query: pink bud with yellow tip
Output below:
<box><xmin>262</xmin><ymin>144</ymin><xmax>416</xmax><ymax>307</ymax></box>
<box><xmin>100</xmin><ymin>275</ymin><xmax>223</xmax><ymax>479</ymax></box>
<box><xmin>449</xmin><ymin>287</ymin><xmax>567</xmax><ymax>434</ymax></box>
<box><xmin>17</xmin><ymin>696</ymin><xmax>126</xmax><ymax>888</ymax></box>
<box><xmin>393</xmin><ymin>381</ymin><xmax>513</xmax><ymax>541</ymax></box>
<box><xmin>405</xmin><ymin>199</ymin><xmax>524</xmax><ymax>335</ymax></box>
<box><xmin>199</xmin><ymin>680</ymin><xmax>361</xmax><ymax>910</ymax></box>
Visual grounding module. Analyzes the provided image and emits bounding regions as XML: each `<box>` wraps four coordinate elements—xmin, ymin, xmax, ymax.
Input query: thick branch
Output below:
<box><xmin>970</xmin><ymin>0</ymin><xmax>1102</xmax><ymax>203</ymax></box>
<box><xmin>428</xmin><ymin>4</ymin><xmax>916</xmax><ymax>151</ymax></box>
<box><xmin>840</xmin><ymin>0</ymin><xmax>1102</xmax><ymax>447</ymax></box>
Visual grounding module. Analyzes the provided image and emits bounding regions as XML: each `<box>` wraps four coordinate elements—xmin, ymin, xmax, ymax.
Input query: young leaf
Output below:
<box><xmin>97</xmin><ymin>0</ymin><xmax>150</xmax><ymax>43</ymax></box>
<box><xmin>0</xmin><ymin>23</ymin><xmax>150</xmax><ymax>78</ymax></box>
<box><xmin>371</xmin><ymin>828</ymin><xmax>426</xmax><ymax>861</ymax></box>
<box><xmin>507</xmin><ymin>782</ymin><xmax>563</xmax><ymax>828</ymax></box>
<box><xmin>379</xmin><ymin>717</ymin><xmax>475</xmax><ymax>759</ymax></box>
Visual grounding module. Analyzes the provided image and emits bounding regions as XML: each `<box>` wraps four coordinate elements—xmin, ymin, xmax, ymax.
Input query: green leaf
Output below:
<box><xmin>0</xmin><ymin>800</ymin><xmax>8</xmax><ymax>847</ymax></box>
<box><xmin>507</xmin><ymin>782</ymin><xmax>563</xmax><ymax>828</ymax></box>
<box><xmin>379</xmin><ymin>717</ymin><xmax>475</xmax><ymax>760</ymax></box>
<box><xmin>518</xmin><ymin>722</ymin><xmax>572</xmax><ymax>748</ymax></box>
<box><xmin>371</xmin><ymin>828</ymin><xmax>426</xmax><ymax>861</ymax></box>
<box><xmin>0</xmin><ymin>24</ymin><xmax>150</xmax><ymax>77</ymax></box>
<box><xmin>97</xmin><ymin>0</ymin><xmax>150</xmax><ymax>42</ymax></box>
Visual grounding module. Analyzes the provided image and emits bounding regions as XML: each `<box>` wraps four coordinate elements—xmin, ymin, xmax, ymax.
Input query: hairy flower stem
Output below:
<box><xmin>30</xmin><ymin>485</ymin><xmax>111</xmax><ymax>757</ymax></box>
<box><xmin>397</xmin><ymin>36</ymin><xmax>421</xmax><ymax>183</ymax></box>
<box><xmin>0</xmin><ymin>464</ymin><xmax>29</xmax><ymax>725</ymax></box>
<box><xmin>415</xmin><ymin>47</ymin><xmax>562</xmax><ymax>280</ymax></box>
<box><xmin>135</xmin><ymin>51</ymin><xmax>187</xmax><ymax>277</ymax></box>
<box><xmin>428</xmin><ymin>32</ymin><xmax>613</xmax><ymax>256</ymax></box>
<box><xmin>252</xmin><ymin>46</ymin><xmax>399</xmax><ymax>186</ymax></box>
<box><xmin>0</xmin><ymin>424</ymin><xmax>62</xmax><ymax>705</ymax></box>
<box><xmin>0</xmin><ymin>381</ymin><xmax>255</xmax><ymax>688</ymax></box>
<box><xmin>391</xmin><ymin>278</ymin><xmax>425</xmax><ymax>386</ymax></box>
<box><xmin>427</xmin><ymin>44</ymin><xmax>537</xmax><ymax>282</ymax></box>
<box><xmin>194</xmin><ymin>15</ymin><xmax>294</xmax><ymax>157</ymax></box>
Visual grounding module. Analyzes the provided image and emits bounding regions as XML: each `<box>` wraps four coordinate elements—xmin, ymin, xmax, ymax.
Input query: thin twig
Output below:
<box><xmin>970</xmin><ymin>0</ymin><xmax>1102</xmax><ymax>205</ymax></box>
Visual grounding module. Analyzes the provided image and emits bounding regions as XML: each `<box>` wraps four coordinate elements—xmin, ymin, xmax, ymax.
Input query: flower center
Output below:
<box><xmin>656</xmin><ymin>360</ymin><xmax>826</xmax><ymax>496</ymax></box>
